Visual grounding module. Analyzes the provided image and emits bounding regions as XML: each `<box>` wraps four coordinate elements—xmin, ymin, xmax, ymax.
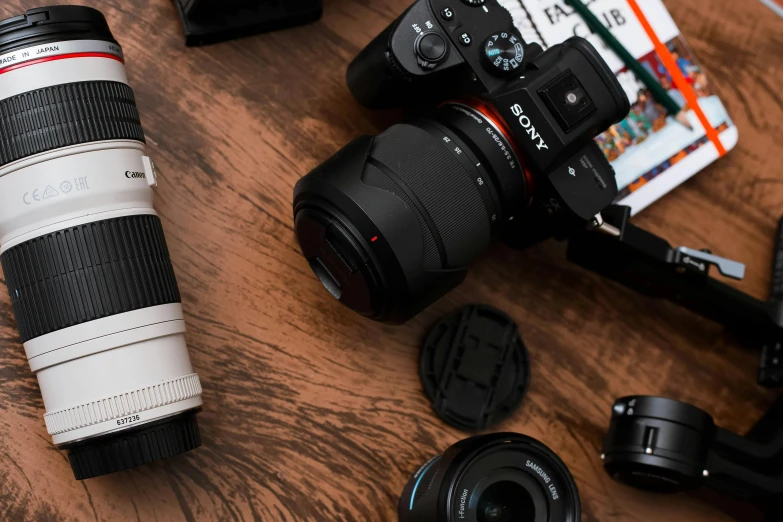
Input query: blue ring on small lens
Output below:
<box><xmin>409</xmin><ymin>456</ymin><xmax>441</xmax><ymax>510</ymax></box>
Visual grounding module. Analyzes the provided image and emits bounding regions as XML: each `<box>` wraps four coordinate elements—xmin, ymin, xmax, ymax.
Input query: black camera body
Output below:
<box><xmin>347</xmin><ymin>0</ymin><xmax>524</xmax><ymax>109</ymax></box>
<box><xmin>347</xmin><ymin>0</ymin><xmax>629</xmax><ymax>247</ymax></box>
<box><xmin>294</xmin><ymin>0</ymin><xmax>629</xmax><ymax>323</ymax></box>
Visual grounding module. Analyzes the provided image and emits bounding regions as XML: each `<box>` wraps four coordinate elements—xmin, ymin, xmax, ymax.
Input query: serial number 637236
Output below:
<box><xmin>117</xmin><ymin>414</ymin><xmax>140</xmax><ymax>426</ymax></box>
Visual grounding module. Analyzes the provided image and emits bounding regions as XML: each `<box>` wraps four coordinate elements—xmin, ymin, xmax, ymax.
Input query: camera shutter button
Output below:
<box><xmin>415</xmin><ymin>32</ymin><xmax>449</xmax><ymax>69</ymax></box>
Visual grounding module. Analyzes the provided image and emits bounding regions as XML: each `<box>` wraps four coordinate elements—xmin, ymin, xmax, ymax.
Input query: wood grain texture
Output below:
<box><xmin>0</xmin><ymin>0</ymin><xmax>781</xmax><ymax>520</ymax></box>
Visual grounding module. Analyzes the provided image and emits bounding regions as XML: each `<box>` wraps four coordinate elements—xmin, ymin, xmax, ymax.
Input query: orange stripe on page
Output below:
<box><xmin>626</xmin><ymin>0</ymin><xmax>727</xmax><ymax>157</ymax></box>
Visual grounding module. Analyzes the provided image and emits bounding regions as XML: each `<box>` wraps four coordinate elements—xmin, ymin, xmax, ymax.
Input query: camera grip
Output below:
<box><xmin>347</xmin><ymin>23</ymin><xmax>411</xmax><ymax>109</ymax></box>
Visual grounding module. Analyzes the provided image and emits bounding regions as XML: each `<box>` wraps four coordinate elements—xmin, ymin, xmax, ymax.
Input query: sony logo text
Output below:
<box><xmin>510</xmin><ymin>104</ymin><xmax>549</xmax><ymax>151</ymax></box>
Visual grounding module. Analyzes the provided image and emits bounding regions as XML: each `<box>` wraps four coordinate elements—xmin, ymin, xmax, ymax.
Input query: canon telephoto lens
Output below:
<box><xmin>399</xmin><ymin>433</ymin><xmax>580</xmax><ymax>522</ymax></box>
<box><xmin>0</xmin><ymin>6</ymin><xmax>202</xmax><ymax>479</ymax></box>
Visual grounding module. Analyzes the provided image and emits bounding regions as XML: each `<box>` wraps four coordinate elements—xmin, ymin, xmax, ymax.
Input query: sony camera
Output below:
<box><xmin>293</xmin><ymin>0</ymin><xmax>630</xmax><ymax>324</ymax></box>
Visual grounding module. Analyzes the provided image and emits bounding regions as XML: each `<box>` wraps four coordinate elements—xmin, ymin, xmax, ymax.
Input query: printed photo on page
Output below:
<box><xmin>500</xmin><ymin>0</ymin><xmax>738</xmax><ymax>214</ymax></box>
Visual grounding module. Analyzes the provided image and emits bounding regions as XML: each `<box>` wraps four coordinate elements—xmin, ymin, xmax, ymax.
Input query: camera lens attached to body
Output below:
<box><xmin>294</xmin><ymin>100</ymin><xmax>527</xmax><ymax>323</ymax></box>
<box><xmin>0</xmin><ymin>6</ymin><xmax>203</xmax><ymax>479</ymax></box>
<box><xmin>296</xmin><ymin>47</ymin><xmax>626</xmax><ymax>322</ymax></box>
<box><xmin>398</xmin><ymin>433</ymin><xmax>580</xmax><ymax>522</ymax></box>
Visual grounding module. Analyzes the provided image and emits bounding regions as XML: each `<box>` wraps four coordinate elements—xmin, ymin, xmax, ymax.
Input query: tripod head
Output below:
<box><xmin>602</xmin><ymin>395</ymin><xmax>783</xmax><ymax>507</ymax></box>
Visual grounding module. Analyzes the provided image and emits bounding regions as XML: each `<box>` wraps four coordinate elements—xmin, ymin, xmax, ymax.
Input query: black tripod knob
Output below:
<box><xmin>602</xmin><ymin>396</ymin><xmax>716</xmax><ymax>493</ymax></box>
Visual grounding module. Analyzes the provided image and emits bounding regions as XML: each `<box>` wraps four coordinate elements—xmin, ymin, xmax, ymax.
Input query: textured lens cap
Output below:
<box><xmin>420</xmin><ymin>304</ymin><xmax>530</xmax><ymax>431</ymax></box>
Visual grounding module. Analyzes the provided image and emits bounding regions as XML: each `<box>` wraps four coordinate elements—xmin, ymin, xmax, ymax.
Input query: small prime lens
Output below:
<box><xmin>293</xmin><ymin>102</ymin><xmax>528</xmax><ymax>324</ymax></box>
<box><xmin>398</xmin><ymin>433</ymin><xmax>580</xmax><ymax>522</ymax></box>
<box><xmin>0</xmin><ymin>7</ymin><xmax>202</xmax><ymax>479</ymax></box>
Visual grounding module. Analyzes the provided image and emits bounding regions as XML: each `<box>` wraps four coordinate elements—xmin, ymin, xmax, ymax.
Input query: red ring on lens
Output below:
<box><xmin>453</xmin><ymin>98</ymin><xmax>535</xmax><ymax>203</ymax></box>
<box><xmin>0</xmin><ymin>52</ymin><xmax>123</xmax><ymax>76</ymax></box>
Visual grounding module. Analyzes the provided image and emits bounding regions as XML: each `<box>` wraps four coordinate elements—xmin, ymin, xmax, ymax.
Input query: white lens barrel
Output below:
<box><xmin>0</xmin><ymin>142</ymin><xmax>154</xmax><ymax>250</ymax></box>
<box><xmin>0</xmin><ymin>39</ymin><xmax>126</xmax><ymax>100</ymax></box>
<box><xmin>0</xmin><ymin>34</ymin><xmax>203</xmax><ymax>467</ymax></box>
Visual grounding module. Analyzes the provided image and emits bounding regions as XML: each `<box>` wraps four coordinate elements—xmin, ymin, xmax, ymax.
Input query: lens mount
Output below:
<box><xmin>64</xmin><ymin>409</ymin><xmax>202</xmax><ymax>480</ymax></box>
<box><xmin>399</xmin><ymin>433</ymin><xmax>580</xmax><ymax>522</ymax></box>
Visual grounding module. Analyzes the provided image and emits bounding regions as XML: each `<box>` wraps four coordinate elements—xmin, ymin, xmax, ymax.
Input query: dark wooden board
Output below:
<box><xmin>0</xmin><ymin>0</ymin><xmax>781</xmax><ymax>520</ymax></box>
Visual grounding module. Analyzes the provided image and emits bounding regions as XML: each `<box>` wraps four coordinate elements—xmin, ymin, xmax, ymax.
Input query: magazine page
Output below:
<box><xmin>500</xmin><ymin>0</ymin><xmax>738</xmax><ymax>214</ymax></box>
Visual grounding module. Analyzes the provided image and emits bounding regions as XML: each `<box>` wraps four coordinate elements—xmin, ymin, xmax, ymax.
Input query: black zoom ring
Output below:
<box><xmin>1</xmin><ymin>215</ymin><xmax>181</xmax><ymax>343</ymax></box>
<box><xmin>0</xmin><ymin>80</ymin><xmax>145</xmax><ymax>168</ymax></box>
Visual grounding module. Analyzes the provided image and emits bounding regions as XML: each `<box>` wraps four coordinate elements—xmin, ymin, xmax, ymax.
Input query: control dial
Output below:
<box><xmin>482</xmin><ymin>31</ymin><xmax>525</xmax><ymax>76</ymax></box>
<box><xmin>415</xmin><ymin>31</ymin><xmax>449</xmax><ymax>70</ymax></box>
<box><xmin>461</xmin><ymin>0</ymin><xmax>487</xmax><ymax>5</ymax></box>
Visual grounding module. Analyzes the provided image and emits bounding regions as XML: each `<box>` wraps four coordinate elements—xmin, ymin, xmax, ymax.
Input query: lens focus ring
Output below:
<box><xmin>0</xmin><ymin>80</ymin><xmax>145</xmax><ymax>168</ymax></box>
<box><xmin>44</xmin><ymin>373</ymin><xmax>202</xmax><ymax>436</ymax></box>
<box><xmin>362</xmin><ymin>124</ymin><xmax>491</xmax><ymax>269</ymax></box>
<box><xmin>1</xmin><ymin>214</ymin><xmax>181</xmax><ymax>343</ymax></box>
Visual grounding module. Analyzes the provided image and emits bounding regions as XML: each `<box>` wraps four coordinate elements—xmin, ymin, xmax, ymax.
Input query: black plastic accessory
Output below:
<box><xmin>420</xmin><ymin>305</ymin><xmax>529</xmax><ymax>431</ymax></box>
<box><xmin>398</xmin><ymin>432</ymin><xmax>580</xmax><ymax>522</ymax></box>
<box><xmin>0</xmin><ymin>6</ymin><xmax>116</xmax><ymax>55</ymax></box>
<box><xmin>174</xmin><ymin>0</ymin><xmax>323</xmax><ymax>46</ymax></box>
<box><xmin>65</xmin><ymin>411</ymin><xmax>201</xmax><ymax>480</ymax></box>
<box><xmin>602</xmin><ymin>395</ymin><xmax>782</xmax><ymax>511</ymax></box>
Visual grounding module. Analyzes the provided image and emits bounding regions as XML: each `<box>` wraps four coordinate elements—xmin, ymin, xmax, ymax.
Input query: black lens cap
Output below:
<box><xmin>420</xmin><ymin>304</ymin><xmax>530</xmax><ymax>431</ymax></box>
<box><xmin>0</xmin><ymin>6</ymin><xmax>116</xmax><ymax>55</ymax></box>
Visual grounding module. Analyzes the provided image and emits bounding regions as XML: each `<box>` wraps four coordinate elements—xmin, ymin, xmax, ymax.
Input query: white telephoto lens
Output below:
<box><xmin>0</xmin><ymin>6</ymin><xmax>203</xmax><ymax>480</ymax></box>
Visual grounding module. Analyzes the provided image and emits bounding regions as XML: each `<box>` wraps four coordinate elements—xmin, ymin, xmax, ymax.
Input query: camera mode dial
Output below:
<box><xmin>414</xmin><ymin>31</ymin><xmax>449</xmax><ymax>69</ymax></box>
<box><xmin>461</xmin><ymin>0</ymin><xmax>487</xmax><ymax>5</ymax></box>
<box><xmin>482</xmin><ymin>31</ymin><xmax>525</xmax><ymax>76</ymax></box>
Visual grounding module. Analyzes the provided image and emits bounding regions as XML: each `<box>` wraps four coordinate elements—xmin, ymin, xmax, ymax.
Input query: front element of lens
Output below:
<box><xmin>398</xmin><ymin>433</ymin><xmax>580</xmax><ymax>522</ymax></box>
<box><xmin>293</xmin><ymin>102</ymin><xmax>527</xmax><ymax>324</ymax></box>
<box><xmin>477</xmin><ymin>481</ymin><xmax>536</xmax><ymax>522</ymax></box>
<box><xmin>0</xmin><ymin>6</ymin><xmax>203</xmax><ymax>479</ymax></box>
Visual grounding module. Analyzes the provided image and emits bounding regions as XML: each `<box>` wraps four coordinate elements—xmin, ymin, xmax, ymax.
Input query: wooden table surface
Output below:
<box><xmin>1</xmin><ymin>0</ymin><xmax>782</xmax><ymax>521</ymax></box>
